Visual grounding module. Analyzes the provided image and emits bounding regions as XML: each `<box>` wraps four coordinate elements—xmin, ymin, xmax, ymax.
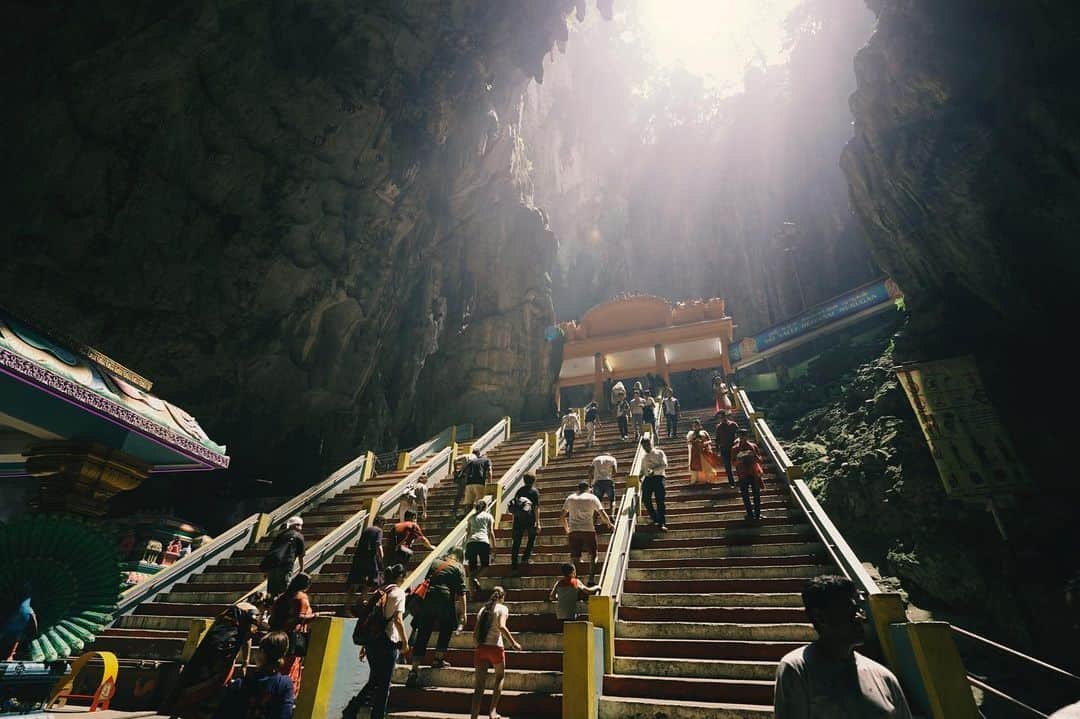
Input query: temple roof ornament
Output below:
<box><xmin>0</xmin><ymin>306</ymin><xmax>229</xmax><ymax>475</ymax></box>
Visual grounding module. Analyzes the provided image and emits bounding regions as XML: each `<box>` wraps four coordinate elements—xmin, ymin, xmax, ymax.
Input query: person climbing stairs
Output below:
<box><xmin>599</xmin><ymin>405</ymin><xmax>831</xmax><ymax>718</ymax></box>
<box><xmin>386</xmin><ymin>415</ymin><xmax>637</xmax><ymax>718</ymax></box>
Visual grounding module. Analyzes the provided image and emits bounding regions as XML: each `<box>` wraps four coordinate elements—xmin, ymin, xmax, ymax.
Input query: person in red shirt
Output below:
<box><xmin>732</xmin><ymin>429</ymin><xmax>765</xmax><ymax>520</ymax></box>
<box><xmin>384</xmin><ymin>510</ymin><xmax>434</xmax><ymax>567</ymax></box>
<box><xmin>714</xmin><ymin>410</ymin><xmax>740</xmax><ymax>487</ymax></box>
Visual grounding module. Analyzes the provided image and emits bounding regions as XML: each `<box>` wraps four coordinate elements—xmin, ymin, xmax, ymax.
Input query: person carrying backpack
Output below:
<box><xmin>259</xmin><ymin>517</ymin><xmax>305</xmax><ymax>597</ymax></box>
<box><xmin>509</xmin><ymin>473</ymin><xmax>541</xmax><ymax>573</ymax></box>
<box><xmin>584</xmin><ymin>401</ymin><xmax>600</xmax><ymax>449</ymax></box>
<box><xmin>470</xmin><ymin>586</ymin><xmax>523</xmax><ymax>719</ymax></box>
<box><xmin>350</xmin><ymin>564</ymin><xmax>408</xmax><ymax>719</ymax></box>
<box><xmin>463</xmin><ymin>448</ymin><xmax>492</xmax><ymax>510</ymax></box>
<box><xmin>398</xmin><ymin>472</ymin><xmax>429</xmax><ymax>521</ymax></box>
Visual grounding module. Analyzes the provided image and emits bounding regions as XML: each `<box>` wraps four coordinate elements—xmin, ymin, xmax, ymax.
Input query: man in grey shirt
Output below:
<box><xmin>775</xmin><ymin>575</ymin><xmax>913</xmax><ymax>718</ymax></box>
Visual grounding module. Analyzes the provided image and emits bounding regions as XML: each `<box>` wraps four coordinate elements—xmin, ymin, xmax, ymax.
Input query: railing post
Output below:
<box><xmin>587</xmin><ymin>595</ymin><xmax>615</xmax><ymax>674</ymax></box>
<box><xmin>504</xmin><ymin>416</ymin><xmax>512</xmax><ymax>438</ymax></box>
<box><xmin>396</xmin><ymin>450</ymin><xmax>410</xmax><ymax>471</ymax></box>
<box><xmin>563</xmin><ymin>620</ymin><xmax>599</xmax><ymax>719</ymax></box>
<box><xmin>179</xmin><ymin>618</ymin><xmax>213</xmax><ymax>662</ymax></box>
<box><xmin>293</xmin><ymin>616</ymin><xmax>346</xmax><ymax>719</ymax></box>
<box><xmin>868</xmin><ymin>592</ymin><xmax>907</xmax><ymax>669</ymax></box>
<box><xmin>903</xmin><ymin>622</ymin><xmax>979</xmax><ymax>719</ymax></box>
<box><xmin>251</xmin><ymin>513</ymin><xmax>273</xmax><ymax>545</ymax></box>
<box><xmin>362</xmin><ymin>497</ymin><xmax>381</xmax><ymax>528</ymax></box>
<box><xmin>487</xmin><ymin>481</ymin><xmax>504</xmax><ymax>529</ymax></box>
<box><xmin>361</xmin><ymin>451</ymin><xmax>375</xmax><ymax>481</ymax></box>
<box><xmin>538</xmin><ymin>432</ymin><xmax>550</xmax><ymax>466</ymax></box>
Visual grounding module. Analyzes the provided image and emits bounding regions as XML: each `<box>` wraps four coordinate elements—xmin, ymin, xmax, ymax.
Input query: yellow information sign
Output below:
<box><xmin>896</xmin><ymin>356</ymin><xmax>1029</xmax><ymax>498</ymax></box>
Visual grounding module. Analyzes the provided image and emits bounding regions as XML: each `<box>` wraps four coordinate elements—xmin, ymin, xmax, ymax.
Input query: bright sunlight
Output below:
<box><xmin>633</xmin><ymin>0</ymin><xmax>802</xmax><ymax>91</ymax></box>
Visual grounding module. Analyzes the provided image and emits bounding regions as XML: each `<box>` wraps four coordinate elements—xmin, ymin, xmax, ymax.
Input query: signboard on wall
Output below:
<box><xmin>730</xmin><ymin>277</ymin><xmax>903</xmax><ymax>364</ymax></box>
<box><xmin>896</xmin><ymin>356</ymin><xmax>1030</xmax><ymax>498</ymax></box>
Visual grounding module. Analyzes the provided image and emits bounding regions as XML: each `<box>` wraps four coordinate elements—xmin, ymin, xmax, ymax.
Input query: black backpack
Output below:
<box><xmin>352</xmin><ymin>586</ymin><xmax>392</xmax><ymax>645</ymax></box>
<box><xmin>511</xmin><ymin>492</ymin><xmax>534</xmax><ymax>518</ymax></box>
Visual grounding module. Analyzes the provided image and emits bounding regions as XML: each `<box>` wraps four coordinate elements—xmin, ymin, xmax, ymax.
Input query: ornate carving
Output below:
<box><xmin>26</xmin><ymin>442</ymin><xmax>151</xmax><ymax>517</ymax></box>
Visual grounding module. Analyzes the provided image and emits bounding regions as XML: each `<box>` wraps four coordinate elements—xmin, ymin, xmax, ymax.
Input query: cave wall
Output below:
<box><xmin>521</xmin><ymin>0</ymin><xmax>880</xmax><ymax>332</ymax></box>
<box><xmin>0</xmin><ymin>0</ymin><xmax>606</xmax><ymax>497</ymax></box>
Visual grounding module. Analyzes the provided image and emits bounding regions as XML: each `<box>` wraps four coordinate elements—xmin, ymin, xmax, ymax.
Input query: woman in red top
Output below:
<box><xmin>268</xmin><ymin>573</ymin><xmax>315</xmax><ymax>695</ymax></box>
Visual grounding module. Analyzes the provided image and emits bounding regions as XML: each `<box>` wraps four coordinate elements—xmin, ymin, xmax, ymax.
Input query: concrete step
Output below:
<box><xmin>626</xmin><ymin>563</ymin><xmax>830</xmax><ymax>582</ymax></box>
<box><xmin>449</xmin><ymin>632</ymin><xmax>562</xmax><ymax>652</ymax></box>
<box><xmin>616</xmin><ymin>620</ymin><xmax>815</xmax><ymax>642</ymax></box>
<box><xmin>599</xmin><ymin>695</ymin><xmax>771</xmax><ymax>719</ymax></box>
<box><xmin>115</xmin><ymin>614</ymin><xmax>209</xmax><ymax>631</ymax></box>
<box><xmin>613</xmin><ymin>656</ymin><xmax>777</xmax><ymax>681</ymax></box>
<box><xmin>441</xmin><ymin>648</ymin><xmax>562</xmax><ymax>671</ymax></box>
<box><xmin>614</xmin><ymin>638</ymin><xmax>803</xmax><ymax>662</ymax></box>
<box><xmin>602</xmin><ymin>674</ymin><xmax>774</xmax><ymax>706</ymax></box>
<box><xmin>625</xmin><ymin>577</ymin><xmax>810</xmax><ymax>594</ymax></box>
<box><xmin>619</xmin><ymin>605</ymin><xmax>807</xmax><ymax>623</ymax></box>
<box><xmin>630</xmin><ymin>541</ymin><xmax>822</xmax><ymax>561</ymax></box>
<box><xmin>621</xmin><ymin>592</ymin><xmax>802</xmax><ymax>608</ymax></box>
<box><xmin>627</xmin><ymin>523</ymin><xmax>811</xmax><ymax>542</ymax></box>
<box><xmin>389</xmin><ymin>686</ymin><xmax>561</xmax><ymax>717</ymax></box>
<box><xmin>392</xmin><ymin>665</ymin><xmax>562</xmax><ymax>693</ymax></box>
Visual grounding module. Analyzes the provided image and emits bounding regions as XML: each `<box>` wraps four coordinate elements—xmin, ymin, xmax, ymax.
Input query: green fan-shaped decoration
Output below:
<box><xmin>0</xmin><ymin>514</ymin><xmax>122</xmax><ymax>661</ymax></box>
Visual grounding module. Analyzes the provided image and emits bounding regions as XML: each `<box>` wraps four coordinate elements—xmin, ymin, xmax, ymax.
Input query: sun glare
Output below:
<box><xmin>633</xmin><ymin>0</ymin><xmax>802</xmax><ymax>91</ymax></box>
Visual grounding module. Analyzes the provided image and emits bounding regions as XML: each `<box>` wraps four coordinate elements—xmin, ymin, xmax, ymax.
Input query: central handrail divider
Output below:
<box><xmin>402</xmin><ymin>434</ymin><xmax>542</xmax><ymax>592</ymax></box>
<box><xmin>267</xmin><ymin>453</ymin><xmax>372</xmax><ymax>531</ymax></box>
<box><xmin>590</xmin><ymin>431</ymin><xmax>648</xmax><ymax>674</ymax></box>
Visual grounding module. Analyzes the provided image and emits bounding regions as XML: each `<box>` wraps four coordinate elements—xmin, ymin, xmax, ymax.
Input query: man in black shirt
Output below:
<box><xmin>510</xmin><ymin>472</ymin><xmax>541</xmax><ymax>572</ymax></box>
<box><xmin>462</xmin><ymin>447</ymin><xmax>492</xmax><ymax>510</ymax></box>
<box><xmin>260</xmin><ymin>516</ymin><xmax>305</xmax><ymax>596</ymax></box>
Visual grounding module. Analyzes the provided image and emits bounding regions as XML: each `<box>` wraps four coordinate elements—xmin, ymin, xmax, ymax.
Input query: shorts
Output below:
<box><xmin>475</xmin><ymin>643</ymin><xmax>506</xmax><ymax>667</ymax></box>
<box><xmin>465</xmin><ymin>540</ymin><xmax>491</xmax><ymax>569</ymax></box>
<box><xmin>592</xmin><ymin>479</ymin><xmax>616</xmax><ymax>504</ymax></box>
<box><xmin>464</xmin><ymin>483</ymin><xmax>487</xmax><ymax>507</ymax></box>
<box><xmin>568</xmin><ymin>531</ymin><xmax>598</xmax><ymax>558</ymax></box>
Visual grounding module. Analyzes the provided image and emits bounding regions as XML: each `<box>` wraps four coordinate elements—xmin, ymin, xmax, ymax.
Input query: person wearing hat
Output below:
<box><xmin>260</xmin><ymin>516</ymin><xmax>306</xmax><ymax>597</ymax></box>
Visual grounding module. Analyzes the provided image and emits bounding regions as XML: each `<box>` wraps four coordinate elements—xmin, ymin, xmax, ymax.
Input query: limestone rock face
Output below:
<box><xmin>841</xmin><ymin>1</ymin><xmax>1080</xmax><ymax>334</ymax></box>
<box><xmin>0</xmin><ymin>0</ymin><xmax>590</xmax><ymax>493</ymax></box>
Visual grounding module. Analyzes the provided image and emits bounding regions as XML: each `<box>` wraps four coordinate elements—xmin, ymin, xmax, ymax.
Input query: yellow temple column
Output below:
<box><xmin>593</xmin><ymin>352</ymin><xmax>604</xmax><ymax>405</ymax></box>
<box><xmin>26</xmin><ymin>441</ymin><xmax>150</xmax><ymax>517</ymax></box>
<box><xmin>654</xmin><ymin>343</ymin><xmax>670</xmax><ymax>387</ymax></box>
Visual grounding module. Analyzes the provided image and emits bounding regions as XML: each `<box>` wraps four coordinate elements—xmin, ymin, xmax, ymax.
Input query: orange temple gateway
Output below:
<box><xmin>556</xmin><ymin>294</ymin><xmax>734</xmax><ymax>408</ymax></box>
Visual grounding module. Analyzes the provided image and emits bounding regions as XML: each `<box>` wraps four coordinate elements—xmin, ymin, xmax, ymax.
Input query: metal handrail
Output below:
<box><xmin>403</xmin><ymin>438</ymin><xmax>542</xmax><ymax>592</ymax></box>
<box><xmin>267</xmin><ymin>453</ymin><xmax>368</xmax><ymax>529</ymax></box>
<box><xmin>953</xmin><ymin>626</ymin><xmax>1080</xmax><ymax>685</ymax></box>
<box><xmin>747</xmin><ymin>412</ymin><xmax>879</xmax><ymax>596</ymax></box>
<box><xmin>598</xmin><ymin>432</ymin><xmax>649</xmax><ymax>604</ymax></box>
<box><xmin>471</xmin><ymin>417</ymin><xmax>508</xmax><ymax>456</ymax></box>
<box><xmin>114</xmin><ymin>513</ymin><xmax>262</xmax><ymax>617</ymax></box>
<box><xmin>967</xmin><ymin>676</ymin><xmax>1047</xmax><ymax>718</ymax></box>
<box><xmin>376</xmin><ymin>446</ymin><xmax>453</xmax><ymax>520</ymax></box>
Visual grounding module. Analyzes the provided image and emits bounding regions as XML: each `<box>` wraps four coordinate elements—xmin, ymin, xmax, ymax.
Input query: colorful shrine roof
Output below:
<box><xmin>0</xmin><ymin>306</ymin><xmax>229</xmax><ymax>474</ymax></box>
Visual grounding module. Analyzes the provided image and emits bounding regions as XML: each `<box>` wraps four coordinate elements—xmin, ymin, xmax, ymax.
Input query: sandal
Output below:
<box><xmin>430</xmin><ymin>658</ymin><xmax>452</xmax><ymax>669</ymax></box>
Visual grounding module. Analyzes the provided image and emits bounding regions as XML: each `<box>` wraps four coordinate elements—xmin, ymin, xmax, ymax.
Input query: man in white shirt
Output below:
<box><xmin>561</xmin><ymin>408</ymin><xmax>582</xmax><ymax>457</ymax></box>
<box><xmin>774</xmin><ymin>575</ymin><xmax>913</xmax><ymax>719</ymax></box>
<box><xmin>562</xmin><ymin>481</ymin><xmax>614</xmax><ymax>583</ymax></box>
<box><xmin>589</xmin><ymin>453</ymin><xmax>618</xmax><ymax>513</ymax></box>
<box><xmin>639</xmin><ymin>436</ymin><xmax>669</xmax><ymax>531</ymax></box>
<box><xmin>361</xmin><ymin>563</ymin><xmax>408</xmax><ymax>719</ymax></box>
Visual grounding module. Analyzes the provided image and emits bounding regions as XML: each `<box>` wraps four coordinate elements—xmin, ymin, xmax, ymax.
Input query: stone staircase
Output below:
<box><xmin>93</xmin><ymin>460</ymin><xmax>433</xmax><ymax>662</ymax></box>
<box><xmin>312</xmin><ymin>432</ymin><xmax>541</xmax><ymax>616</ymax></box>
<box><xmin>387</xmin><ymin>418</ymin><xmax>642</xmax><ymax>718</ymax></box>
<box><xmin>599</xmin><ymin>406</ymin><xmax>830</xmax><ymax>719</ymax></box>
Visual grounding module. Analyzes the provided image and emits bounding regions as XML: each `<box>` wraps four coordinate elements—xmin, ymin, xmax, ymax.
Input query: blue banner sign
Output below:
<box><xmin>730</xmin><ymin>278</ymin><xmax>902</xmax><ymax>364</ymax></box>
